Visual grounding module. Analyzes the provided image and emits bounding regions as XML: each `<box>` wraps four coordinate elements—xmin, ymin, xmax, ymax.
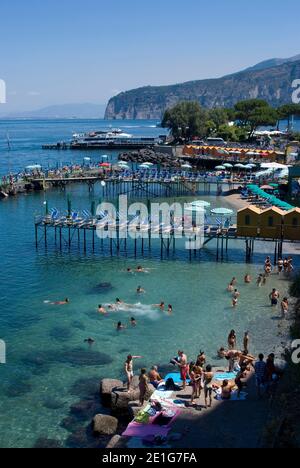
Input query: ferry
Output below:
<box><xmin>70</xmin><ymin>128</ymin><xmax>166</xmax><ymax>149</ymax></box>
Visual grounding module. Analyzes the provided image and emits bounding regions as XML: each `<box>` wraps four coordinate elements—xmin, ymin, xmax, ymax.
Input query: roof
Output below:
<box><xmin>237</xmin><ymin>205</ymin><xmax>262</xmax><ymax>215</ymax></box>
<box><xmin>260</xmin><ymin>207</ymin><xmax>286</xmax><ymax>216</ymax></box>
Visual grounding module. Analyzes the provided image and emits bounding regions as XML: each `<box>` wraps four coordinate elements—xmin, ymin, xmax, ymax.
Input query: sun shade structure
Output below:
<box><xmin>211</xmin><ymin>208</ymin><xmax>234</xmax><ymax>216</ymax></box>
<box><xmin>223</xmin><ymin>163</ymin><xmax>233</xmax><ymax>168</ymax></box>
<box><xmin>189</xmin><ymin>200</ymin><xmax>211</xmax><ymax>208</ymax></box>
<box><xmin>215</xmin><ymin>165</ymin><xmax>226</xmax><ymax>170</ymax></box>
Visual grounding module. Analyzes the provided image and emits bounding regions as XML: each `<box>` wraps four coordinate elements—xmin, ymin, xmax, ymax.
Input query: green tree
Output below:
<box><xmin>207</xmin><ymin>108</ymin><xmax>229</xmax><ymax>132</ymax></box>
<box><xmin>234</xmin><ymin>99</ymin><xmax>278</xmax><ymax>138</ymax></box>
<box><xmin>278</xmin><ymin>104</ymin><xmax>300</xmax><ymax>132</ymax></box>
<box><xmin>161</xmin><ymin>101</ymin><xmax>208</xmax><ymax>139</ymax></box>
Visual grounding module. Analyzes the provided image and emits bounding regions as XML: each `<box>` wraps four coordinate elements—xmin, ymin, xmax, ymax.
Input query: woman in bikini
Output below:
<box><xmin>203</xmin><ymin>365</ymin><xmax>214</xmax><ymax>408</ymax></box>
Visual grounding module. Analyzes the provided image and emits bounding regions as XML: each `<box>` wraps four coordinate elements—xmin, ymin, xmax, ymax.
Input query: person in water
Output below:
<box><xmin>228</xmin><ymin>330</ymin><xmax>237</xmax><ymax>350</ymax></box>
<box><xmin>269</xmin><ymin>288</ymin><xmax>280</xmax><ymax>307</ymax></box>
<box><xmin>117</xmin><ymin>321</ymin><xmax>126</xmax><ymax>331</ymax></box>
<box><xmin>153</xmin><ymin>302</ymin><xmax>165</xmax><ymax>311</ymax></box>
<box><xmin>168</xmin><ymin>304</ymin><xmax>173</xmax><ymax>315</ymax></box>
<box><xmin>256</xmin><ymin>274</ymin><xmax>263</xmax><ymax>287</ymax></box>
<box><xmin>52</xmin><ymin>298</ymin><xmax>69</xmax><ymax>305</ymax></box>
<box><xmin>281</xmin><ymin>297</ymin><xmax>289</xmax><ymax>318</ymax></box>
<box><xmin>137</xmin><ymin>286</ymin><xmax>146</xmax><ymax>294</ymax></box>
<box><xmin>84</xmin><ymin>338</ymin><xmax>95</xmax><ymax>346</ymax></box>
<box><xmin>98</xmin><ymin>304</ymin><xmax>107</xmax><ymax>315</ymax></box>
<box><xmin>244</xmin><ymin>274</ymin><xmax>252</xmax><ymax>284</ymax></box>
<box><xmin>130</xmin><ymin>317</ymin><xmax>137</xmax><ymax>327</ymax></box>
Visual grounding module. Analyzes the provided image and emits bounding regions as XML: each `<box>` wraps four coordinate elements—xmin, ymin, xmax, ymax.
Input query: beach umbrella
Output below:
<box><xmin>119</xmin><ymin>164</ymin><xmax>130</xmax><ymax>170</ymax></box>
<box><xmin>234</xmin><ymin>163</ymin><xmax>245</xmax><ymax>169</ymax></box>
<box><xmin>219</xmin><ymin>149</ymin><xmax>230</xmax><ymax>155</ymax></box>
<box><xmin>144</xmin><ymin>162</ymin><xmax>154</xmax><ymax>166</ymax></box>
<box><xmin>139</xmin><ymin>164</ymin><xmax>151</xmax><ymax>169</ymax></box>
<box><xmin>101</xmin><ymin>155</ymin><xmax>109</xmax><ymax>159</ymax></box>
<box><xmin>211</xmin><ymin>208</ymin><xmax>234</xmax><ymax>216</ymax></box>
<box><xmin>181</xmin><ymin>163</ymin><xmax>192</xmax><ymax>169</ymax></box>
<box><xmin>99</xmin><ymin>162</ymin><xmax>111</xmax><ymax>168</ymax></box>
<box><xmin>260</xmin><ymin>185</ymin><xmax>275</xmax><ymax>191</ymax></box>
<box><xmin>244</xmin><ymin>164</ymin><xmax>254</xmax><ymax>170</ymax></box>
<box><xmin>215</xmin><ymin>165</ymin><xmax>226</xmax><ymax>170</ymax></box>
<box><xmin>189</xmin><ymin>200</ymin><xmax>211</xmax><ymax>208</ymax></box>
<box><xmin>223</xmin><ymin>163</ymin><xmax>233</xmax><ymax>168</ymax></box>
<box><xmin>261</xmin><ymin>162</ymin><xmax>287</xmax><ymax>169</ymax></box>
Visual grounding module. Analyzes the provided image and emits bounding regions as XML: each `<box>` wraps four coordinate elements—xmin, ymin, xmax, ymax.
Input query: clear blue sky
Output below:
<box><xmin>0</xmin><ymin>0</ymin><xmax>299</xmax><ymax>112</ymax></box>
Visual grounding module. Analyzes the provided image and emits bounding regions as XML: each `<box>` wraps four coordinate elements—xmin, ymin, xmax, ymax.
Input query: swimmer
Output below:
<box><xmin>168</xmin><ymin>304</ymin><xmax>173</xmax><ymax>315</ymax></box>
<box><xmin>108</xmin><ymin>304</ymin><xmax>117</xmax><ymax>311</ymax></box>
<box><xmin>232</xmin><ymin>297</ymin><xmax>238</xmax><ymax>308</ymax></box>
<box><xmin>137</xmin><ymin>286</ymin><xmax>146</xmax><ymax>294</ymax></box>
<box><xmin>116</xmin><ymin>321</ymin><xmax>126</xmax><ymax>331</ymax></box>
<box><xmin>278</xmin><ymin>258</ymin><xmax>284</xmax><ymax>274</ymax></box>
<box><xmin>52</xmin><ymin>298</ymin><xmax>70</xmax><ymax>305</ymax></box>
<box><xmin>84</xmin><ymin>338</ymin><xmax>95</xmax><ymax>346</ymax></box>
<box><xmin>136</xmin><ymin>266</ymin><xmax>145</xmax><ymax>273</ymax></box>
<box><xmin>98</xmin><ymin>304</ymin><xmax>107</xmax><ymax>315</ymax></box>
<box><xmin>256</xmin><ymin>274</ymin><xmax>263</xmax><ymax>287</ymax></box>
<box><xmin>130</xmin><ymin>317</ymin><xmax>137</xmax><ymax>327</ymax></box>
<box><xmin>244</xmin><ymin>274</ymin><xmax>251</xmax><ymax>284</ymax></box>
<box><xmin>153</xmin><ymin>302</ymin><xmax>165</xmax><ymax>311</ymax></box>
<box><xmin>127</xmin><ymin>268</ymin><xmax>133</xmax><ymax>274</ymax></box>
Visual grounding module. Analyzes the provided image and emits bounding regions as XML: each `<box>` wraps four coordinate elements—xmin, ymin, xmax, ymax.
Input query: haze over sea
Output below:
<box><xmin>0</xmin><ymin>119</ymin><xmax>299</xmax><ymax>448</ymax></box>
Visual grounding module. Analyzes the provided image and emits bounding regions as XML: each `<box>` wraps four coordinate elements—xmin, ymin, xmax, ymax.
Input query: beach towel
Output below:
<box><xmin>151</xmin><ymin>389</ymin><xmax>174</xmax><ymax>400</ymax></box>
<box><xmin>213</xmin><ymin>372</ymin><xmax>237</xmax><ymax>381</ymax></box>
<box><xmin>122</xmin><ymin>421</ymin><xmax>171</xmax><ymax>438</ymax></box>
<box><xmin>215</xmin><ymin>389</ymin><xmax>248</xmax><ymax>401</ymax></box>
<box><xmin>164</xmin><ymin>372</ymin><xmax>191</xmax><ymax>384</ymax></box>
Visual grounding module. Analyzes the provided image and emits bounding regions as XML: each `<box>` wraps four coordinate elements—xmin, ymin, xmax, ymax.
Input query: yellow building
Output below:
<box><xmin>237</xmin><ymin>206</ymin><xmax>262</xmax><ymax>237</ymax></box>
<box><xmin>283</xmin><ymin>208</ymin><xmax>300</xmax><ymax>241</ymax></box>
<box><xmin>259</xmin><ymin>207</ymin><xmax>285</xmax><ymax>239</ymax></box>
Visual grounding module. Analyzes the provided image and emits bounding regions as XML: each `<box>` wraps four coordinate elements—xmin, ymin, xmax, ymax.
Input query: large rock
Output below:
<box><xmin>128</xmin><ymin>401</ymin><xmax>146</xmax><ymax>420</ymax></box>
<box><xmin>111</xmin><ymin>384</ymin><xmax>155</xmax><ymax>415</ymax></box>
<box><xmin>106</xmin><ymin>435</ymin><xmax>128</xmax><ymax>449</ymax></box>
<box><xmin>93</xmin><ymin>414</ymin><xmax>118</xmax><ymax>436</ymax></box>
<box><xmin>101</xmin><ymin>379</ymin><xmax>124</xmax><ymax>407</ymax></box>
<box><xmin>111</xmin><ymin>389</ymin><xmax>140</xmax><ymax>414</ymax></box>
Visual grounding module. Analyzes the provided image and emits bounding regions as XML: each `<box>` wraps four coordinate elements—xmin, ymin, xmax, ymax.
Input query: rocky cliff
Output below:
<box><xmin>105</xmin><ymin>59</ymin><xmax>300</xmax><ymax>120</ymax></box>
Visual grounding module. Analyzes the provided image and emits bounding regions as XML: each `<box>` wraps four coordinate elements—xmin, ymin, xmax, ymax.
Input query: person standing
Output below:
<box><xmin>243</xmin><ymin>331</ymin><xmax>250</xmax><ymax>355</ymax></box>
<box><xmin>139</xmin><ymin>368</ymin><xmax>149</xmax><ymax>406</ymax></box>
<box><xmin>203</xmin><ymin>365</ymin><xmax>214</xmax><ymax>408</ymax></box>
<box><xmin>125</xmin><ymin>355</ymin><xmax>142</xmax><ymax>390</ymax></box>
<box><xmin>176</xmin><ymin>350</ymin><xmax>188</xmax><ymax>390</ymax></box>
<box><xmin>254</xmin><ymin>354</ymin><xmax>267</xmax><ymax>398</ymax></box>
<box><xmin>281</xmin><ymin>297</ymin><xmax>289</xmax><ymax>319</ymax></box>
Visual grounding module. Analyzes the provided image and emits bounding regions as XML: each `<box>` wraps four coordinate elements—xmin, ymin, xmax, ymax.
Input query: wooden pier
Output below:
<box><xmin>34</xmin><ymin>213</ymin><xmax>294</xmax><ymax>264</ymax></box>
<box><xmin>30</xmin><ymin>174</ymin><xmax>241</xmax><ymax>198</ymax></box>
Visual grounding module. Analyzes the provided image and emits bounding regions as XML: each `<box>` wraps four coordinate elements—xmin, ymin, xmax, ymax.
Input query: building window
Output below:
<box><xmin>268</xmin><ymin>217</ymin><xmax>274</xmax><ymax>227</ymax></box>
<box><xmin>292</xmin><ymin>218</ymin><xmax>298</xmax><ymax>227</ymax></box>
<box><xmin>245</xmin><ymin>215</ymin><xmax>250</xmax><ymax>226</ymax></box>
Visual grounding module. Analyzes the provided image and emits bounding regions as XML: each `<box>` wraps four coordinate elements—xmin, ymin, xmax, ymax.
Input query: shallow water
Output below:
<box><xmin>0</xmin><ymin>120</ymin><xmax>299</xmax><ymax>448</ymax></box>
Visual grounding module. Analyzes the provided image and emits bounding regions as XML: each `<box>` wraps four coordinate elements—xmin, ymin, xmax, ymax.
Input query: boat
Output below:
<box><xmin>70</xmin><ymin>128</ymin><xmax>165</xmax><ymax>149</ymax></box>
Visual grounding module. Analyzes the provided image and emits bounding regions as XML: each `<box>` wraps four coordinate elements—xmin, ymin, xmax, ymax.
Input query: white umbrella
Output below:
<box><xmin>101</xmin><ymin>155</ymin><xmax>109</xmax><ymax>159</ymax></box>
<box><xmin>144</xmin><ymin>162</ymin><xmax>154</xmax><ymax>166</ymax></box>
<box><xmin>234</xmin><ymin>163</ymin><xmax>245</xmax><ymax>169</ymax></box>
<box><xmin>118</xmin><ymin>161</ymin><xmax>129</xmax><ymax>166</ymax></box>
<box><xmin>215</xmin><ymin>165</ymin><xmax>226</xmax><ymax>170</ymax></box>
<box><xmin>244</xmin><ymin>164</ymin><xmax>254</xmax><ymax>170</ymax></box>
<box><xmin>189</xmin><ymin>200</ymin><xmax>211</xmax><ymax>208</ymax></box>
<box><xmin>139</xmin><ymin>164</ymin><xmax>151</xmax><ymax>169</ymax></box>
<box><xmin>223</xmin><ymin>163</ymin><xmax>233</xmax><ymax>168</ymax></box>
<box><xmin>182</xmin><ymin>163</ymin><xmax>192</xmax><ymax>169</ymax></box>
<box><xmin>211</xmin><ymin>208</ymin><xmax>234</xmax><ymax>216</ymax></box>
<box><xmin>246</xmin><ymin>151</ymin><xmax>259</xmax><ymax>156</ymax></box>
<box><xmin>261</xmin><ymin>162</ymin><xmax>287</xmax><ymax>169</ymax></box>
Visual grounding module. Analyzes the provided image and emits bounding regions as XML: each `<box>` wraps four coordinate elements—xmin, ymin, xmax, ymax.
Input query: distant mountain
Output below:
<box><xmin>105</xmin><ymin>56</ymin><xmax>300</xmax><ymax>120</ymax></box>
<box><xmin>0</xmin><ymin>103</ymin><xmax>106</xmax><ymax>119</ymax></box>
<box><xmin>243</xmin><ymin>54</ymin><xmax>300</xmax><ymax>72</ymax></box>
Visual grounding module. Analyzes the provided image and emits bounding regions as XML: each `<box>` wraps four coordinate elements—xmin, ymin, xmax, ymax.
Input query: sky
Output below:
<box><xmin>0</xmin><ymin>0</ymin><xmax>300</xmax><ymax>113</ymax></box>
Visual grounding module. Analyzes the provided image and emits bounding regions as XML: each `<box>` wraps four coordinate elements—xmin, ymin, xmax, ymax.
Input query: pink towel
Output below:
<box><xmin>122</xmin><ymin>422</ymin><xmax>170</xmax><ymax>438</ymax></box>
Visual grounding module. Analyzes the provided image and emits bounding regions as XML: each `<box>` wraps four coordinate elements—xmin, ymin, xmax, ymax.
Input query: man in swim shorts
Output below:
<box><xmin>269</xmin><ymin>288</ymin><xmax>280</xmax><ymax>307</ymax></box>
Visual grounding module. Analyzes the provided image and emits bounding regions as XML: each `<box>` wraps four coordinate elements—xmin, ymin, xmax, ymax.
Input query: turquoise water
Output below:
<box><xmin>0</xmin><ymin>120</ymin><xmax>299</xmax><ymax>448</ymax></box>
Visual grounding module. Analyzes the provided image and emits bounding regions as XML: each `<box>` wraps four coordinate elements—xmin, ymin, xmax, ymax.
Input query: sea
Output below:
<box><xmin>0</xmin><ymin>119</ymin><xmax>299</xmax><ymax>448</ymax></box>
